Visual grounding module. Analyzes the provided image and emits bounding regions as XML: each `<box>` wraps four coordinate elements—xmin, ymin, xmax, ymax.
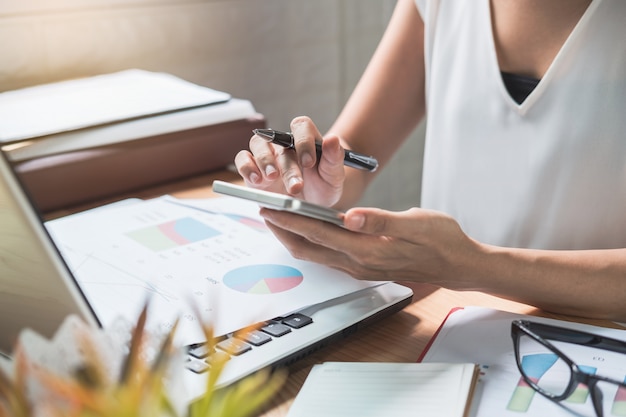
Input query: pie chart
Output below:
<box><xmin>223</xmin><ymin>264</ymin><xmax>304</xmax><ymax>294</ymax></box>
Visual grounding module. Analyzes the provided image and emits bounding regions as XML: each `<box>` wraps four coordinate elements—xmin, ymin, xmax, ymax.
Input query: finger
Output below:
<box><xmin>344</xmin><ymin>207</ymin><xmax>442</xmax><ymax>240</ymax></box>
<box><xmin>266</xmin><ymin>214</ymin><xmax>335</xmax><ymax>265</ymax></box>
<box><xmin>251</xmin><ymin>132</ymin><xmax>305</xmax><ymax>194</ymax></box>
<box><xmin>263</xmin><ymin>217</ymin><xmax>350</xmax><ymax>267</ymax></box>
<box><xmin>261</xmin><ymin>209</ymin><xmax>392</xmax><ymax>281</ymax></box>
<box><xmin>249</xmin><ymin>134</ymin><xmax>281</xmax><ymax>180</ymax></box>
<box><xmin>317</xmin><ymin>134</ymin><xmax>346</xmax><ymax>188</ymax></box>
<box><xmin>260</xmin><ymin>207</ymin><xmax>362</xmax><ymax>256</ymax></box>
<box><xmin>290</xmin><ymin>116</ymin><xmax>321</xmax><ymax>169</ymax></box>
<box><xmin>234</xmin><ymin>150</ymin><xmax>262</xmax><ymax>185</ymax></box>
<box><xmin>273</xmin><ymin>145</ymin><xmax>305</xmax><ymax>195</ymax></box>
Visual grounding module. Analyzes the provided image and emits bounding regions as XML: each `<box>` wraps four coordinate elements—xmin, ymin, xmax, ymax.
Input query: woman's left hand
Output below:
<box><xmin>259</xmin><ymin>206</ymin><xmax>482</xmax><ymax>289</ymax></box>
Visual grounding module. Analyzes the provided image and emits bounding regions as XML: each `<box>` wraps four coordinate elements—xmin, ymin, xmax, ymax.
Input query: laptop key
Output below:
<box><xmin>186</xmin><ymin>314</ymin><xmax>314</xmax><ymax>376</ymax></box>
<box><xmin>240</xmin><ymin>330</ymin><xmax>272</xmax><ymax>346</ymax></box>
<box><xmin>282</xmin><ymin>313</ymin><xmax>313</xmax><ymax>329</ymax></box>
<box><xmin>186</xmin><ymin>359</ymin><xmax>210</xmax><ymax>374</ymax></box>
<box><xmin>188</xmin><ymin>343</ymin><xmax>212</xmax><ymax>359</ymax></box>
<box><xmin>206</xmin><ymin>350</ymin><xmax>231</xmax><ymax>365</ymax></box>
<box><xmin>261</xmin><ymin>322</ymin><xmax>292</xmax><ymax>337</ymax></box>
<box><xmin>216</xmin><ymin>338</ymin><xmax>252</xmax><ymax>356</ymax></box>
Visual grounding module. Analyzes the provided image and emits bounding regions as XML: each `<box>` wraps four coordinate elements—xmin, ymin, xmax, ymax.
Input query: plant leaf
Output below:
<box><xmin>119</xmin><ymin>303</ymin><xmax>149</xmax><ymax>385</ymax></box>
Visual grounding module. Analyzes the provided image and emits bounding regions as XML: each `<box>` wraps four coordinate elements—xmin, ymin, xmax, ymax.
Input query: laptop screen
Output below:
<box><xmin>0</xmin><ymin>150</ymin><xmax>98</xmax><ymax>355</ymax></box>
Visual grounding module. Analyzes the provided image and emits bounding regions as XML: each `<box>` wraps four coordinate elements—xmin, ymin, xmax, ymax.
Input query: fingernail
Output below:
<box><xmin>248</xmin><ymin>172</ymin><xmax>261</xmax><ymax>184</ymax></box>
<box><xmin>301</xmin><ymin>152</ymin><xmax>314</xmax><ymax>167</ymax></box>
<box><xmin>347</xmin><ymin>213</ymin><xmax>365</xmax><ymax>230</ymax></box>
<box><xmin>288</xmin><ymin>176</ymin><xmax>302</xmax><ymax>190</ymax></box>
<box><xmin>265</xmin><ymin>165</ymin><xmax>277</xmax><ymax>177</ymax></box>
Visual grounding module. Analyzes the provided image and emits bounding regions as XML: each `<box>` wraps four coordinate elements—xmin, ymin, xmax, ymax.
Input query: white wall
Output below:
<box><xmin>0</xmin><ymin>0</ymin><xmax>424</xmax><ymax>210</ymax></box>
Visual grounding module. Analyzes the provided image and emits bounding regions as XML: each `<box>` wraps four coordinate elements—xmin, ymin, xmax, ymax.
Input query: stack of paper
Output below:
<box><xmin>1</xmin><ymin>69</ymin><xmax>257</xmax><ymax>161</ymax></box>
<box><xmin>2</xmin><ymin>70</ymin><xmax>263</xmax><ymax>212</ymax></box>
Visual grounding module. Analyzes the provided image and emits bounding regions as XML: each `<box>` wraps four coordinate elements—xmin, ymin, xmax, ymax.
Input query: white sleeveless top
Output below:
<box><xmin>414</xmin><ymin>0</ymin><xmax>626</xmax><ymax>249</ymax></box>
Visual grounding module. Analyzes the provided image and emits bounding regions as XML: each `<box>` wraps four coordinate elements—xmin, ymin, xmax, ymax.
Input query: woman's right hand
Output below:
<box><xmin>234</xmin><ymin>116</ymin><xmax>346</xmax><ymax>207</ymax></box>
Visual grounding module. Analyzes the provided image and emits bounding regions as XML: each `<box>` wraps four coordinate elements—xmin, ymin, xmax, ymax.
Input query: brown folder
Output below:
<box><xmin>14</xmin><ymin>115</ymin><xmax>265</xmax><ymax>213</ymax></box>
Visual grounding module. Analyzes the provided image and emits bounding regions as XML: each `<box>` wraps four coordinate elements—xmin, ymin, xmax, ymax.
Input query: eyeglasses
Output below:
<box><xmin>511</xmin><ymin>319</ymin><xmax>626</xmax><ymax>417</ymax></box>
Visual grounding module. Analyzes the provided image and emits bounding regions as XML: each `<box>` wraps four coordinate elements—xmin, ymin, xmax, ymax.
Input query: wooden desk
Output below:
<box><xmin>50</xmin><ymin>169</ymin><xmax>622</xmax><ymax>417</ymax></box>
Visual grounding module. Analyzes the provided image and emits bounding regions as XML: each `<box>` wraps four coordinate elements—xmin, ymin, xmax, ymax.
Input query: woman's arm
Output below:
<box><xmin>326</xmin><ymin>0</ymin><xmax>426</xmax><ymax>208</ymax></box>
<box><xmin>471</xmin><ymin>244</ymin><xmax>626</xmax><ymax>321</ymax></box>
<box><xmin>235</xmin><ymin>0</ymin><xmax>425</xmax><ymax>208</ymax></box>
<box><xmin>259</xmin><ymin>206</ymin><xmax>626</xmax><ymax>322</ymax></box>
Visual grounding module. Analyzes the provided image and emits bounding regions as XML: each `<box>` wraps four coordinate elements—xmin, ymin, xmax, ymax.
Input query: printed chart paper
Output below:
<box><xmin>45</xmin><ymin>196</ymin><xmax>380</xmax><ymax>346</ymax></box>
<box><xmin>421</xmin><ymin>307</ymin><xmax>626</xmax><ymax>417</ymax></box>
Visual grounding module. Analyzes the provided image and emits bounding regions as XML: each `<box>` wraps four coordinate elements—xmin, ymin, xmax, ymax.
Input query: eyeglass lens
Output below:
<box><xmin>514</xmin><ymin>331</ymin><xmax>626</xmax><ymax>417</ymax></box>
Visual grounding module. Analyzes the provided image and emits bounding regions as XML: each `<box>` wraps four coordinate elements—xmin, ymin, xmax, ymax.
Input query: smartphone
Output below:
<box><xmin>212</xmin><ymin>180</ymin><xmax>345</xmax><ymax>226</ymax></box>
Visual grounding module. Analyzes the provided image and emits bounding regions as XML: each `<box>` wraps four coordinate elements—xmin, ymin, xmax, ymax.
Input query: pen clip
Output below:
<box><xmin>254</xmin><ymin>128</ymin><xmax>294</xmax><ymax>148</ymax></box>
<box><xmin>344</xmin><ymin>151</ymin><xmax>379</xmax><ymax>172</ymax></box>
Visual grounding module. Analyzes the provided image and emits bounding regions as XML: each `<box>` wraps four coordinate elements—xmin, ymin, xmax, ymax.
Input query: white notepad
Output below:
<box><xmin>286</xmin><ymin>362</ymin><xmax>479</xmax><ymax>417</ymax></box>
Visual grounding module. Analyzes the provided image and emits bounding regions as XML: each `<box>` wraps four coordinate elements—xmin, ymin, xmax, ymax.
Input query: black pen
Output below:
<box><xmin>253</xmin><ymin>128</ymin><xmax>379</xmax><ymax>172</ymax></box>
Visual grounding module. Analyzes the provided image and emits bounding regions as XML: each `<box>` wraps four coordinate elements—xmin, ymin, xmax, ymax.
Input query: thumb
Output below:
<box><xmin>344</xmin><ymin>207</ymin><xmax>430</xmax><ymax>239</ymax></box>
<box><xmin>317</xmin><ymin>134</ymin><xmax>346</xmax><ymax>184</ymax></box>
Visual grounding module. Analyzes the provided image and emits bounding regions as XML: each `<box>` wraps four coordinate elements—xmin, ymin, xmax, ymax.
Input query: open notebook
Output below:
<box><xmin>0</xmin><ymin>149</ymin><xmax>412</xmax><ymax>404</ymax></box>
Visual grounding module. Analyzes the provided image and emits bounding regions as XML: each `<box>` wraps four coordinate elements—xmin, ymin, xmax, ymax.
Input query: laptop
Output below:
<box><xmin>0</xmin><ymin>148</ymin><xmax>413</xmax><ymax>403</ymax></box>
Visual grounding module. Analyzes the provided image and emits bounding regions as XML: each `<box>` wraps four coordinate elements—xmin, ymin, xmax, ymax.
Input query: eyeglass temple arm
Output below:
<box><xmin>518</xmin><ymin>320</ymin><xmax>626</xmax><ymax>355</ymax></box>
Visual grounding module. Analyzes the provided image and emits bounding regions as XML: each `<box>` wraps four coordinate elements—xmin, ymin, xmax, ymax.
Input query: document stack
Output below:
<box><xmin>0</xmin><ymin>69</ymin><xmax>264</xmax><ymax>212</ymax></box>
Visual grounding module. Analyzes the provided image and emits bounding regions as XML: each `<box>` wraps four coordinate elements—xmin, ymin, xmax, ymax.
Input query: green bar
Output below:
<box><xmin>507</xmin><ymin>386</ymin><xmax>537</xmax><ymax>412</ymax></box>
<box><xmin>126</xmin><ymin>227</ymin><xmax>176</xmax><ymax>251</ymax></box>
<box><xmin>565</xmin><ymin>385</ymin><xmax>589</xmax><ymax>404</ymax></box>
<box><xmin>612</xmin><ymin>401</ymin><xmax>626</xmax><ymax>416</ymax></box>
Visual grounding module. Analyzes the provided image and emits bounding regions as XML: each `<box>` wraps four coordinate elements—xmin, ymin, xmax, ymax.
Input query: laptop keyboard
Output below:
<box><xmin>185</xmin><ymin>313</ymin><xmax>313</xmax><ymax>374</ymax></box>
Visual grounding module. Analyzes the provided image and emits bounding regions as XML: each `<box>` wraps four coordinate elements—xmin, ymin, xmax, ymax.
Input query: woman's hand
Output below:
<box><xmin>257</xmin><ymin>205</ymin><xmax>482</xmax><ymax>288</ymax></box>
<box><xmin>234</xmin><ymin>116</ymin><xmax>346</xmax><ymax>207</ymax></box>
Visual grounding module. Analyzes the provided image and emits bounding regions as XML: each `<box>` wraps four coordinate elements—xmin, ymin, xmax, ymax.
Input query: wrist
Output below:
<box><xmin>443</xmin><ymin>239</ymin><xmax>501</xmax><ymax>291</ymax></box>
